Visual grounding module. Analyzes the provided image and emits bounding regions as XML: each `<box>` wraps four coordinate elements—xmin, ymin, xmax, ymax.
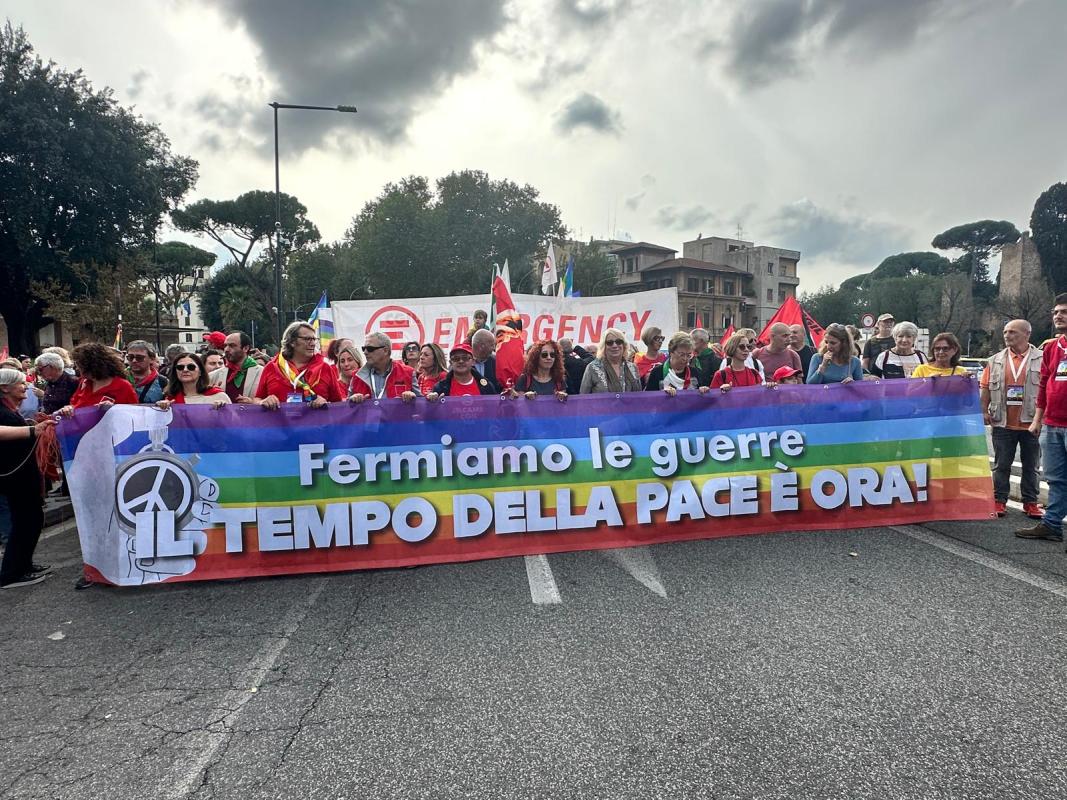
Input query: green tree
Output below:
<box><xmin>172</xmin><ymin>189</ymin><xmax>320</xmax><ymax>327</ymax></box>
<box><xmin>345</xmin><ymin>170</ymin><xmax>566</xmax><ymax>298</ymax></box>
<box><xmin>0</xmin><ymin>22</ymin><xmax>197</xmax><ymax>353</ymax></box>
<box><xmin>285</xmin><ymin>243</ymin><xmax>370</xmax><ymax>314</ymax></box>
<box><xmin>1031</xmin><ymin>182</ymin><xmax>1067</xmax><ymax>292</ymax></box>
<box><xmin>569</xmin><ymin>243</ymin><xmax>618</xmax><ymax>297</ymax></box>
<box><xmin>799</xmin><ymin>284</ymin><xmax>861</xmax><ymax>327</ymax></box>
<box><xmin>840</xmin><ymin>251</ymin><xmax>957</xmax><ymax>291</ymax></box>
<box><xmin>143</xmin><ymin>241</ymin><xmax>216</xmax><ymax>318</ymax></box>
<box><xmin>931</xmin><ymin>220</ymin><xmax>1020</xmax><ymax>299</ymax></box>
<box><xmin>198</xmin><ymin>262</ymin><xmax>273</xmax><ymax>344</ymax></box>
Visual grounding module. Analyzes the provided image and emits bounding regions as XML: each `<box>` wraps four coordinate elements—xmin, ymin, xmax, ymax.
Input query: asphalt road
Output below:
<box><xmin>2</xmin><ymin>510</ymin><xmax>1066</xmax><ymax>800</ymax></box>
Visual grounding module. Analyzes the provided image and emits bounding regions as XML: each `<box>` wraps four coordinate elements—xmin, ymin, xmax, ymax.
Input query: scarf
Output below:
<box><xmin>662</xmin><ymin>362</ymin><xmax>690</xmax><ymax>391</ymax></box>
<box><xmin>226</xmin><ymin>356</ymin><xmax>258</xmax><ymax>389</ymax></box>
<box><xmin>275</xmin><ymin>352</ymin><xmax>319</xmax><ymax>400</ymax></box>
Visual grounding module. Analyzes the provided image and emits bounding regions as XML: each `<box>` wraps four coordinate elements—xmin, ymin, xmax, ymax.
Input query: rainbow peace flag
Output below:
<box><xmin>308</xmin><ymin>291</ymin><xmax>334</xmax><ymax>349</ymax></box>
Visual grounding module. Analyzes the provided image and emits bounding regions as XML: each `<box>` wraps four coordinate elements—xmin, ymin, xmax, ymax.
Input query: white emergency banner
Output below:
<box><xmin>331</xmin><ymin>288</ymin><xmax>679</xmax><ymax>352</ymax></box>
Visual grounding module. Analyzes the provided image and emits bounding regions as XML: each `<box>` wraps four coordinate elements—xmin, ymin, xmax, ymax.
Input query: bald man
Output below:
<box><xmin>788</xmin><ymin>324</ymin><xmax>814</xmax><ymax>375</ymax></box>
<box><xmin>982</xmin><ymin>319</ymin><xmax>1044</xmax><ymax>520</ymax></box>
<box><xmin>754</xmin><ymin>322</ymin><xmax>802</xmax><ymax>376</ymax></box>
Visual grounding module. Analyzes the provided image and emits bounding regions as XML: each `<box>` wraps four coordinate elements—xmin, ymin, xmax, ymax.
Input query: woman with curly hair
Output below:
<box><xmin>156</xmin><ymin>352</ymin><xmax>231</xmax><ymax>409</ymax></box>
<box><xmin>58</xmin><ymin>342</ymin><xmax>138</xmax><ymax>415</ymax></box>
<box><xmin>510</xmin><ymin>339</ymin><xmax>568</xmax><ymax>400</ymax></box>
<box><xmin>415</xmin><ymin>343</ymin><xmax>447</xmax><ymax>396</ymax></box>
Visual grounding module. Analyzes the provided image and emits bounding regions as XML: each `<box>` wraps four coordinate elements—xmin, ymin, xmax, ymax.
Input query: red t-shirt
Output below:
<box><xmin>710</xmin><ymin>366</ymin><xmax>762</xmax><ymax>389</ymax></box>
<box><xmin>70</xmin><ymin>376</ymin><xmax>139</xmax><ymax>408</ymax></box>
<box><xmin>418</xmin><ymin>371</ymin><xmax>446</xmax><ymax>396</ymax></box>
<box><xmin>255</xmin><ymin>354</ymin><xmax>345</xmax><ymax>403</ymax></box>
<box><xmin>448</xmin><ymin>378</ymin><xmax>481</xmax><ymax>397</ymax></box>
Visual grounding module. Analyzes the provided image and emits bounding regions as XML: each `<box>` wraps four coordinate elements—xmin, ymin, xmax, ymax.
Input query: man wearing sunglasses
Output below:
<box><xmin>348</xmin><ymin>332</ymin><xmax>419</xmax><ymax>403</ymax></box>
<box><xmin>125</xmin><ymin>340</ymin><xmax>166</xmax><ymax>404</ymax></box>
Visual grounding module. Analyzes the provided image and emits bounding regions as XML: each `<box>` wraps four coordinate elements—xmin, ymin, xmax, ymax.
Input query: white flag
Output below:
<box><xmin>541</xmin><ymin>243</ymin><xmax>557</xmax><ymax>294</ymax></box>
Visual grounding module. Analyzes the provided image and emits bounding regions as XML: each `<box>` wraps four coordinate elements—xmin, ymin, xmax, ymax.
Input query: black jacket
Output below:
<box><xmin>431</xmin><ymin>371</ymin><xmax>498</xmax><ymax>396</ymax></box>
<box><xmin>563</xmin><ymin>349</ymin><xmax>593</xmax><ymax>395</ymax></box>
<box><xmin>473</xmin><ymin>355</ymin><xmax>499</xmax><ymax>390</ymax></box>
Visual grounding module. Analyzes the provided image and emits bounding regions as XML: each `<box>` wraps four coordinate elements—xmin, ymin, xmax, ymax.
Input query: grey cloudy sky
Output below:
<box><xmin>8</xmin><ymin>0</ymin><xmax>1067</xmax><ymax>289</ymax></box>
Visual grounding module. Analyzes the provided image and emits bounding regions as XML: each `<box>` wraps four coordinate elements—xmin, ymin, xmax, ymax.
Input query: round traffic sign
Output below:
<box><xmin>861</xmin><ymin>312</ymin><xmax>876</xmax><ymax>329</ymax></box>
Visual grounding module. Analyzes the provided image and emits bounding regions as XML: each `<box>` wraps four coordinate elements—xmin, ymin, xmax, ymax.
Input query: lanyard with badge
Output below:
<box><xmin>1006</xmin><ymin>349</ymin><xmax>1028</xmax><ymax>405</ymax></box>
<box><xmin>1055</xmin><ymin>338</ymin><xmax>1067</xmax><ymax>385</ymax></box>
<box><xmin>276</xmin><ymin>352</ymin><xmax>318</xmax><ymax>404</ymax></box>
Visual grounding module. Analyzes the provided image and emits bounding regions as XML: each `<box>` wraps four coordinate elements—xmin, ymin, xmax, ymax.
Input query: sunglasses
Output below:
<box><xmin>451</xmin><ymin>354</ymin><xmax>472</xmax><ymax>361</ymax></box>
<box><xmin>174</xmin><ymin>363</ymin><xmax>199</xmax><ymax>372</ymax></box>
<box><xmin>540</xmin><ymin>352</ymin><xmax>556</xmax><ymax>359</ymax></box>
<box><xmin>362</xmin><ymin>345</ymin><xmax>386</xmax><ymax>353</ymax></box>
<box><xmin>932</xmin><ymin>346</ymin><xmax>954</xmax><ymax>352</ymax></box>
<box><xmin>606</xmin><ymin>339</ymin><xmax>625</xmax><ymax>347</ymax></box>
<box><xmin>404</xmin><ymin>345</ymin><xmax>419</xmax><ymax>351</ymax></box>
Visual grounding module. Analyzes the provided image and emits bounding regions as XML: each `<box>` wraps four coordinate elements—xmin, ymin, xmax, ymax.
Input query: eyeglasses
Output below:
<box><xmin>174</xmin><ymin>363</ymin><xmax>199</xmax><ymax>372</ymax></box>
<box><xmin>606</xmin><ymin>339</ymin><xmax>625</xmax><ymax>347</ymax></box>
<box><xmin>652</xmin><ymin>336</ymin><xmax>664</xmax><ymax>342</ymax></box>
<box><xmin>451</xmin><ymin>354</ymin><xmax>472</xmax><ymax>362</ymax></box>
<box><xmin>540</xmin><ymin>352</ymin><xmax>556</xmax><ymax>359</ymax></box>
<box><xmin>932</xmin><ymin>346</ymin><xmax>954</xmax><ymax>352</ymax></box>
<box><xmin>127</xmin><ymin>354</ymin><xmax>148</xmax><ymax>361</ymax></box>
<box><xmin>296</xmin><ymin>335</ymin><xmax>318</xmax><ymax>343</ymax></box>
<box><xmin>362</xmin><ymin>345</ymin><xmax>386</xmax><ymax>353</ymax></box>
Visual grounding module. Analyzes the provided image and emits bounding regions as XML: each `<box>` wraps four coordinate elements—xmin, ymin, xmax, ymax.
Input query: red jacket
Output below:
<box><xmin>255</xmin><ymin>354</ymin><xmax>345</xmax><ymax>403</ymax></box>
<box><xmin>349</xmin><ymin>361</ymin><xmax>418</xmax><ymax>399</ymax></box>
<box><xmin>1037</xmin><ymin>336</ymin><xmax>1067</xmax><ymax>427</ymax></box>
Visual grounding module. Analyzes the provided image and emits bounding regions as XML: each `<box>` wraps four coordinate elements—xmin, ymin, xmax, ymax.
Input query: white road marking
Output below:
<box><xmin>166</xmin><ymin>577</ymin><xmax>327</xmax><ymax>799</ymax></box>
<box><xmin>602</xmin><ymin>546</ymin><xmax>667</xmax><ymax>598</ymax></box>
<box><xmin>41</xmin><ymin>519</ymin><xmax>78</xmax><ymax>541</ymax></box>
<box><xmin>524</xmin><ymin>554</ymin><xmax>561</xmax><ymax>605</ymax></box>
<box><xmin>890</xmin><ymin>525</ymin><xmax>1067</xmax><ymax>600</ymax></box>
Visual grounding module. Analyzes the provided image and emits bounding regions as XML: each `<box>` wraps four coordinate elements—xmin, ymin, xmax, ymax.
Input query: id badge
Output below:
<box><xmin>286</xmin><ymin>392</ymin><xmax>305</xmax><ymax>404</ymax></box>
<box><xmin>1057</xmin><ymin>360</ymin><xmax>1067</xmax><ymax>381</ymax></box>
<box><xmin>1006</xmin><ymin>385</ymin><xmax>1024</xmax><ymax>405</ymax></box>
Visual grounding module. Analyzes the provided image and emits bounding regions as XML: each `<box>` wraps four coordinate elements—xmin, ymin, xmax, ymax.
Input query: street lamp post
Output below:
<box><xmin>270</xmin><ymin>101</ymin><xmax>357</xmax><ymax>342</ymax></box>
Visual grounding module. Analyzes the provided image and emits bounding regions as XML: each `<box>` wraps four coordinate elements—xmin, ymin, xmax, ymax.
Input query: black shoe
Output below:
<box><xmin>74</xmin><ymin>576</ymin><xmax>93</xmax><ymax>590</ymax></box>
<box><xmin>30</xmin><ymin>563</ymin><xmax>51</xmax><ymax>574</ymax></box>
<box><xmin>1015</xmin><ymin>522</ymin><xmax>1064</xmax><ymax>542</ymax></box>
<box><xmin>2</xmin><ymin>572</ymin><xmax>49</xmax><ymax>589</ymax></box>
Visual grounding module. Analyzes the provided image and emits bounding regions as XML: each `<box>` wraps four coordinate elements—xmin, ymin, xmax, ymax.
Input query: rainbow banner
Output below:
<box><xmin>58</xmin><ymin>377</ymin><xmax>993</xmax><ymax>587</ymax></box>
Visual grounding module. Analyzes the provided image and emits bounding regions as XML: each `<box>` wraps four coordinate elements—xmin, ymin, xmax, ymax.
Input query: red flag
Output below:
<box><xmin>492</xmin><ymin>276</ymin><xmax>524</xmax><ymax>390</ymax></box>
<box><xmin>756</xmin><ymin>295</ymin><xmax>824</xmax><ymax>347</ymax></box>
<box><xmin>718</xmin><ymin>325</ymin><xmax>735</xmax><ymax>346</ymax></box>
<box><xmin>694</xmin><ymin>313</ymin><xmax>703</xmax><ymax>330</ymax></box>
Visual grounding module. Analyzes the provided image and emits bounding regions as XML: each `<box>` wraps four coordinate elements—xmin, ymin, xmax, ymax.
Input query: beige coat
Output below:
<box><xmin>209</xmin><ymin>363</ymin><xmax>264</xmax><ymax>398</ymax></box>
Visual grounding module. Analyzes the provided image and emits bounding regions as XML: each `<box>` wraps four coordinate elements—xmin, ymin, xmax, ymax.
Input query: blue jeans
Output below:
<box><xmin>1041</xmin><ymin>425</ymin><xmax>1067</xmax><ymax>532</ymax></box>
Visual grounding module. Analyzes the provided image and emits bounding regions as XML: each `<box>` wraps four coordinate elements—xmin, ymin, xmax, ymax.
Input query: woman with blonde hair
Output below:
<box><xmin>711</xmin><ymin>333</ymin><xmax>763</xmax><ymax>392</ymax></box>
<box><xmin>634</xmin><ymin>326</ymin><xmax>666</xmax><ymax>382</ymax></box>
<box><xmin>580</xmin><ymin>328</ymin><xmax>642</xmax><ymax>393</ymax></box>
<box><xmin>334</xmin><ymin>341</ymin><xmax>365</xmax><ymax>391</ymax></box>
<box><xmin>806</xmin><ymin>324</ymin><xmax>863</xmax><ymax>384</ymax></box>
<box><xmin>645</xmin><ymin>332</ymin><xmax>709</xmax><ymax>395</ymax></box>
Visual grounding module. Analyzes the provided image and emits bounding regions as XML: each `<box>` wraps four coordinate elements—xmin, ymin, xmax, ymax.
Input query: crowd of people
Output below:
<box><xmin>2</xmin><ymin>297</ymin><xmax>1065</xmax><ymax>589</ymax></box>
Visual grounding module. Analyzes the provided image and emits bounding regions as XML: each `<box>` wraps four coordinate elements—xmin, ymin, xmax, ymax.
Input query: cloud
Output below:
<box><xmin>188</xmin><ymin>75</ymin><xmax>268</xmax><ymax>153</ymax></box>
<box><xmin>208</xmin><ymin>0</ymin><xmax>508</xmax><ymax>152</ymax></box>
<box><xmin>762</xmin><ymin>198</ymin><xmax>912</xmax><ymax>268</ymax></box>
<box><xmin>624</xmin><ymin>192</ymin><xmax>644</xmax><ymax>211</ymax></box>
<box><xmin>708</xmin><ymin>0</ymin><xmax>984</xmax><ymax>88</ymax></box>
<box><xmin>557</xmin><ymin>0</ymin><xmax>631</xmax><ymax>28</ymax></box>
<box><xmin>654</xmin><ymin>204</ymin><xmax>718</xmax><ymax>232</ymax></box>
<box><xmin>126</xmin><ymin>69</ymin><xmax>151</xmax><ymax>100</ymax></box>
<box><xmin>554</xmin><ymin>92</ymin><xmax>622</xmax><ymax>135</ymax></box>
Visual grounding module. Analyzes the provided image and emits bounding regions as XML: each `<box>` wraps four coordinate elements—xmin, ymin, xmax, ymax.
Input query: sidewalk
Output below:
<box><xmin>43</xmin><ymin>493</ymin><xmax>75</xmax><ymax>527</ymax></box>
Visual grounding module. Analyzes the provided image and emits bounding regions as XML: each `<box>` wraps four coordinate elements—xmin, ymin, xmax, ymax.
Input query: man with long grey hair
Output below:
<box><xmin>253</xmin><ymin>321</ymin><xmax>345</xmax><ymax>409</ymax></box>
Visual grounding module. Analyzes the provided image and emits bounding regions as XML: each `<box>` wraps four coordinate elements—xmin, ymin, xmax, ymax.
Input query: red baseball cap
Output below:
<box><xmin>202</xmin><ymin>331</ymin><xmax>226</xmax><ymax>348</ymax></box>
<box><xmin>773</xmin><ymin>365</ymin><xmax>803</xmax><ymax>382</ymax></box>
<box><xmin>450</xmin><ymin>343</ymin><xmax>474</xmax><ymax>356</ymax></box>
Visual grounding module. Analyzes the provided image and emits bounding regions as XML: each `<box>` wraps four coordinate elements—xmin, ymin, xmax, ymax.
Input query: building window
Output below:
<box><xmin>702</xmin><ymin>279</ymin><xmax>713</xmax><ymax>294</ymax></box>
<box><xmin>767</xmin><ymin>261</ymin><xmax>774</xmax><ymax>274</ymax></box>
<box><xmin>778</xmin><ymin>290</ymin><xmax>787</xmax><ymax>303</ymax></box>
<box><xmin>722</xmin><ymin>314</ymin><xmax>732</xmax><ymax>330</ymax></box>
<box><xmin>686</xmin><ymin>310</ymin><xmax>696</xmax><ymax>328</ymax></box>
<box><xmin>766</xmin><ymin>288</ymin><xmax>773</xmax><ymax>302</ymax></box>
<box><xmin>723</xmin><ymin>279</ymin><xmax>735</xmax><ymax>295</ymax></box>
<box><xmin>728</xmin><ymin>244</ymin><xmax>740</xmax><ymax>252</ymax></box>
<box><xmin>184</xmin><ymin>333</ymin><xmax>192</xmax><ymax>343</ymax></box>
<box><xmin>687</xmin><ymin>277</ymin><xmax>699</xmax><ymax>293</ymax></box>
